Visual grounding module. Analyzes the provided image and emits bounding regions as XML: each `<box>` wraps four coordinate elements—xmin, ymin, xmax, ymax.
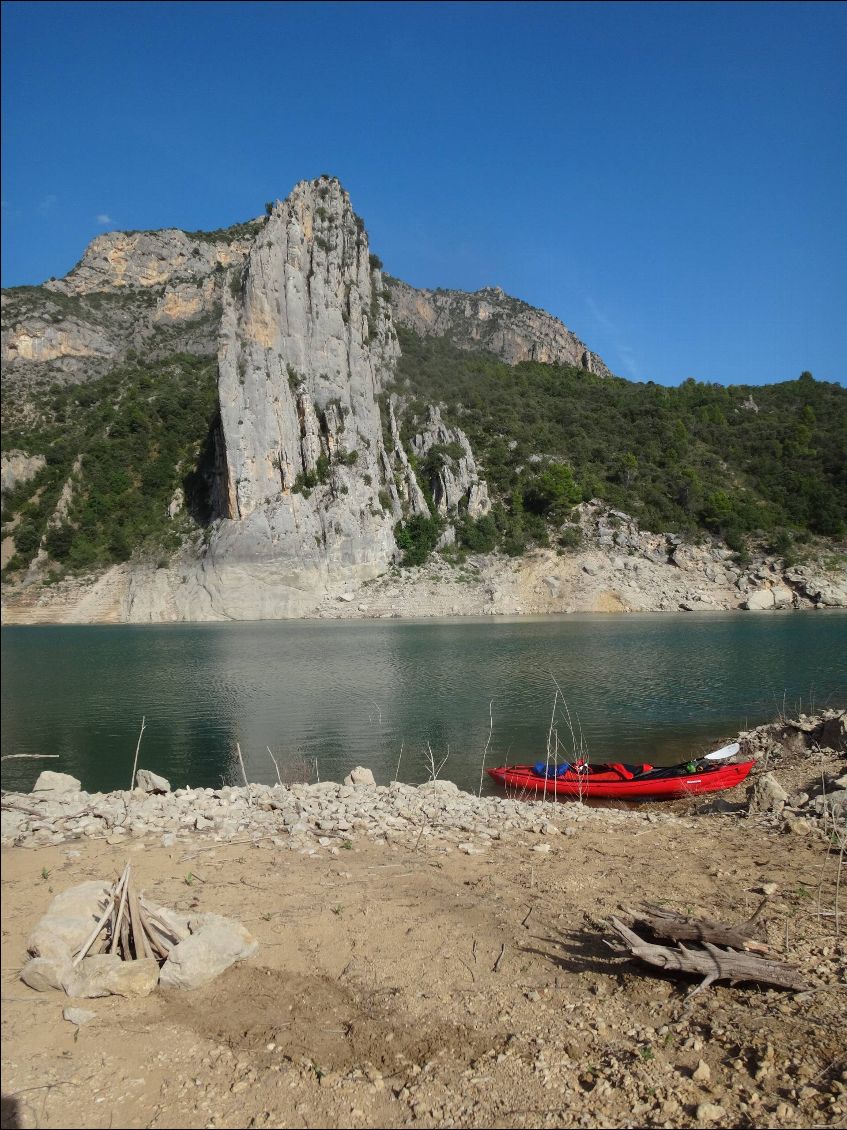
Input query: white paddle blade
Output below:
<box><xmin>705</xmin><ymin>741</ymin><xmax>741</xmax><ymax>761</ymax></box>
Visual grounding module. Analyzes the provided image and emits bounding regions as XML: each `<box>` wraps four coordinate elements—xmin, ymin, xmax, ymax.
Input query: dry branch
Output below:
<box><xmin>73</xmin><ymin>865</ymin><xmax>130</xmax><ymax>966</ymax></box>
<box><xmin>0</xmin><ymin>754</ymin><xmax>60</xmax><ymax>762</ymax></box>
<box><xmin>74</xmin><ymin>861</ymin><xmax>177</xmax><ymax>967</ymax></box>
<box><xmin>109</xmin><ymin>866</ymin><xmax>131</xmax><ymax>954</ymax></box>
<box><xmin>129</xmin><ymin>717</ymin><xmax>146</xmax><ymax>790</ymax></box>
<box><xmin>265</xmin><ymin>746</ymin><xmax>282</xmax><ymax>787</ymax></box>
<box><xmin>624</xmin><ymin>903</ymin><xmax>770</xmax><ymax>955</ymax></box>
<box><xmin>609</xmin><ymin>916</ymin><xmax>807</xmax><ymax>997</ymax></box>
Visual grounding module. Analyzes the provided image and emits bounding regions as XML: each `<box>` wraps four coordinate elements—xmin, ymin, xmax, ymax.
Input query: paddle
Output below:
<box><xmin>704</xmin><ymin>741</ymin><xmax>741</xmax><ymax>761</ymax></box>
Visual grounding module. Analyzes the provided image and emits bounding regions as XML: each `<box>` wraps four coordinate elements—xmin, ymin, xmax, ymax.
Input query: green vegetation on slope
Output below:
<box><xmin>394</xmin><ymin>328</ymin><xmax>846</xmax><ymax>557</ymax></box>
<box><xmin>2</xmin><ymin>354</ymin><xmax>218</xmax><ymax>578</ymax></box>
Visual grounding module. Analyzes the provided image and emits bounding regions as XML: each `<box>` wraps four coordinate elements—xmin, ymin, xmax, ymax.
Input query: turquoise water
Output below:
<box><xmin>1</xmin><ymin>612</ymin><xmax>845</xmax><ymax>795</ymax></box>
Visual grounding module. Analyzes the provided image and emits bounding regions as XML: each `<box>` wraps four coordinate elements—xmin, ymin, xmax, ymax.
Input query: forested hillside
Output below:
<box><xmin>393</xmin><ymin>328</ymin><xmax>846</xmax><ymax>559</ymax></box>
<box><xmin>1</xmin><ymin>354</ymin><xmax>217</xmax><ymax>577</ymax></box>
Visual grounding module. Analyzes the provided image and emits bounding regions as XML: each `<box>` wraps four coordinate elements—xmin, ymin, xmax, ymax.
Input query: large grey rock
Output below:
<box><xmin>343</xmin><ymin>767</ymin><xmax>376</xmax><ymax>787</ymax></box>
<box><xmin>135</xmin><ymin>769</ymin><xmax>171</xmax><ymax>794</ymax></box>
<box><xmin>61</xmin><ymin>954</ymin><xmax>160</xmax><ymax>998</ymax></box>
<box><xmin>120</xmin><ymin>178</ymin><xmax>405</xmax><ymax>623</ymax></box>
<box><xmin>20</xmin><ymin>956</ymin><xmax>69</xmax><ymax>992</ymax></box>
<box><xmin>27</xmin><ymin>880</ymin><xmax>110</xmax><ymax>964</ymax></box>
<box><xmin>418</xmin><ymin>779</ymin><xmax>460</xmax><ymax>795</ymax></box>
<box><xmin>32</xmin><ymin>771</ymin><xmax>81</xmax><ymax>794</ymax></box>
<box><xmin>747</xmin><ymin>772</ymin><xmax>789</xmax><ymax>815</ymax></box>
<box><xmin>158</xmin><ymin>914</ymin><xmax>257</xmax><ymax>990</ymax></box>
<box><xmin>818</xmin><ymin>713</ymin><xmax>846</xmax><ymax>753</ymax></box>
<box><xmin>409</xmin><ymin>405</ymin><xmax>491</xmax><ymax>518</ymax></box>
<box><xmin>743</xmin><ymin>588</ymin><xmax>776</xmax><ymax>610</ymax></box>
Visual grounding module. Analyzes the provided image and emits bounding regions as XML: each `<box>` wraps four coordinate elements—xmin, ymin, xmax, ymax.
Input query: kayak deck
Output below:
<box><xmin>487</xmin><ymin>760</ymin><xmax>755</xmax><ymax>799</ymax></box>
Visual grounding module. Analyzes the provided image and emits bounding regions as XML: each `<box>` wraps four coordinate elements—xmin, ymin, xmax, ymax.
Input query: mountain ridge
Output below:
<box><xmin>1</xmin><ymin>176</ymin><xmax>845</xmax><ymax>623</ymax></box>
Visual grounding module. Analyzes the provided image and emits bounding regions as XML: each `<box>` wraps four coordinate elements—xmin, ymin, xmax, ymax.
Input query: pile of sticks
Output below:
<box><xmin>72</xmin><ymin>862</ymin><xmax>186</xmax><ymax>967</ymax></box>
<box><xmin>607</xmin><ymin>902</ymin><xmax>808</xmax><ymax>998</ymax></box>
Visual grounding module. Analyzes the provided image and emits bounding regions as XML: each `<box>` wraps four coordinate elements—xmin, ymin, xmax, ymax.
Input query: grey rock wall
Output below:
<box><xmin>387</xmin><ymin>278</ymin><xmax>612</xmax><ymax>377</ymax></box>
<box><xmin>409</xmin><ymin>406</ymin><xmax>491</xmax><ymax>517</ymax></box>
<box><xmin>190</xmin><ymin>179</ymin><xmax>402</xmax><ymax>613</ymax></box>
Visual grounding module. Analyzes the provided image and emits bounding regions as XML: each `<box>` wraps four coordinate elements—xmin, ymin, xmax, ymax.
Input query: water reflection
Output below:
<box><xmin>2</xmin><ymin>613</ymin><xmax>844</xmax><ymax>794</ymax></box>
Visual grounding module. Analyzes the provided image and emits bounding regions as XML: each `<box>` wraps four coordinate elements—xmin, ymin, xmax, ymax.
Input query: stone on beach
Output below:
<box><xmin>343</xmin><ymin>767</ymin><xmax>376</xmax><ymax>786</ymax></box>
<box><xmin>21</xmin><ymin>956</ymin><xmax>69</xmax><ymax>992</ymax></box>
<box><xmin>26</xmin><ymin>881</ymin><xmax>111</xmax><ymax>966</ymax></box>
<box><xmin>747</xmin><ymin>772</ymin><xmax>789</xmax><ymax>815</ymax></box>
<box><xmin>63</xmin><ymin>1007</ymin><xmax>97</xmax><ymax>1025</ymax></box>
<box><xmin>61</xmin><ymin>954</ymin><xmax>160</xmax><ymax>998</ymax></box>
<box><xmin>159</xmin><ymin>916</ymin><xmax>258</xmax><ymax>990</ymax></box>
<box><xmin>33</xmin><ymin>771</ymin><xmax>81</xmax><ymax>793</ymax></box>
<box><xmin>135</xmin><ymin>769</ymin><xmax>171</xmax><ymax>794</ymax></box>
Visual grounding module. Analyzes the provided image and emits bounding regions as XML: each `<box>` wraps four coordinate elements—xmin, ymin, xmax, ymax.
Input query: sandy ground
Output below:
<box><xmin>1</xmin><ymin>792</ymin><xmax>845</xmax><ymax>1130</ymax></box>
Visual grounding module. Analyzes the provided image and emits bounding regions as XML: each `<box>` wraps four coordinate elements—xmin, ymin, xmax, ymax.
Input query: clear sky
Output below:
<box><xmin>2</xmin><ymin>1</ymin><xmax>845</xmax><ymax>386</ymax></box>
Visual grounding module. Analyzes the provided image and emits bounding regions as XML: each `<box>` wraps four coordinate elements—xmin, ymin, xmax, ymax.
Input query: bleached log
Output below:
<box><xmin>609</xmin><ymin>916</ymin><xmax>807</xmax><ymax>996</ymax></box>
<box><xmin>625</xmin><ymin>903</ymin><xmax>770</xmax><ymax>954</ymax></box>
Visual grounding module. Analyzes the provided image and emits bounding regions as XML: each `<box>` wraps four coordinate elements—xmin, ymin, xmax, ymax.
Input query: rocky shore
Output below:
<box><xmin>3</xmin><ymin>710</ymin><xmax>843</xmax><ymax>853</ymax></box>
<box><xmin>1</xmin><ymin>770</ymin><xmax>663</xmax><ymax>852</ymax></box>
<box><xmin>3</xmin><ymin>500</ymin><xmax>845</xmax><ymax>624</ymax></box>
<box><xmin>2</xmin><ymin>712</ymin><xmax>845</xmax><ymax>1130</ymax></box>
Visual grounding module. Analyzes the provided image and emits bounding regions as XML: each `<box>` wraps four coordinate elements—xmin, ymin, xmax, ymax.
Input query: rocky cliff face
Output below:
<box><xmin>387</xmin><ymin>278</ymin><xmax>612</xmax><ymax>376</ymax></box>
<box><xmin>169</xmin><ymin>179</ymin><xmax>402</xmax><ymax>617</ymax></box>
<box><xmin>46</xmin><ymin>226</ymin><xmax>257</xmax><ymax>296</ymax></box>
<box><xmin>1</xmin><ymin>450</ymin><xmax>46</xmax><ymax>495</ymax></box>
<box><xmin>1</xmin><ymin>225</ymin><xmax>257</xmax><ymax>389</ymax></box>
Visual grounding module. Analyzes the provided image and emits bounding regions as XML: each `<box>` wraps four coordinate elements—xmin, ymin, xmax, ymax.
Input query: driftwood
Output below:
<box><xmin>609</xmin><ymin>916</ymin><xmax>807</xmax><ymax>998</ymax></box>
<box><xmin>73</xmin><ymin>861</ymin><xmax>171</xmax><ymax>966</ymax></box>
<box><xmin>0</xmin><ymin>754</ymin><xmax>60</xmax><ymax>761</ymax></box>
<box><xmin>624</xmin><ymin>902</ymin><xmax>770</xmax><ymax>955</ymax></box>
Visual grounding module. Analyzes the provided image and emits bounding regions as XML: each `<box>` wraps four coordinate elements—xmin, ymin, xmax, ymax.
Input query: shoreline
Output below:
<box><xmin>2</xmin><ymin>712</ymin><xmax>844</xmax><ymax>1130</ymax></box>
<box><xmin>4</xmin><ymin>603</ymin><xmax>847</xmax><ymax>630</ymax></box>
<box><xmin>3</xmin><ymin>534</ymin><xmax>846</xmax><ymax>626</ymax></box>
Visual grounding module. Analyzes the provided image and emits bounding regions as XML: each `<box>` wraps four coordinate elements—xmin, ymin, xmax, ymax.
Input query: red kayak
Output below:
<box><xmin>488</xmin><ymin>759</ymin><xmax>755</xmax><ymax>800</ymax></box>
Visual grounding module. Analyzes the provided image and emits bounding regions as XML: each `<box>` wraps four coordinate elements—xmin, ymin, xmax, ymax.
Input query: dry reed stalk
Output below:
<box><xmin>478</xmin><ymin>700</ymin><xmax>494</xmax><ymax>797</ymax></box>
<box><xmin>423</xmin><ymin>742</ymin><xmax>449</xmax><ymax>782</ymax></box>
<box><xmin>265</xmin><ymin>746</ymin><xmax>283</xmax><ymax>787</ymax></box>
<box><xmin>129</xmin><ymin>717</ymin><xmax>147</xmax><ymax>790</ymax></box>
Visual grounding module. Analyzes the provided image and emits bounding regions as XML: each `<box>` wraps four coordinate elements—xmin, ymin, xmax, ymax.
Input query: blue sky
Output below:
<box><xmin>2</xmin><ymin>1</ymin><xmax>845</xmax><ymax>386</ymax></box>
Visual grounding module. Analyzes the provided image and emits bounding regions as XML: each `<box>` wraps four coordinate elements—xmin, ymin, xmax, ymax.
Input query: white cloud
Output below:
<box><xmin>96</xmin><ymin>213</ymin><xmax>113</xmax><ymax>225</ymax></box>
<box><xmin>37</xmin><ymin>193</ymin><xmax>58</xmax><ymax>214</ymax></box>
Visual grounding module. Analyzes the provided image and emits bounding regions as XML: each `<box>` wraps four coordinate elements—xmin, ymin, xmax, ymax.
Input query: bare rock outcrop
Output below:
<box><xmin>387</xmin><ymin>278</ymin><xmax>612</xmax><ymax>376</ymax></box>
<box><xmin>1</xmin><ymin>450</ymin><xmax>45</xmax><ymax>494</ymax></box>
<box><xmin>409</xmin><ymin>405</ymin><xmax>491</xmax><ymax>517</ymax></box>
<box><xmin>45</xmin><ymin>226</ymin><xmax>256</xmax><ymax>296</ymax></box>
<box><xmin>128</xmin><ymin>178</ymin><xmax>405</xmax><ymax>619</ymax></box>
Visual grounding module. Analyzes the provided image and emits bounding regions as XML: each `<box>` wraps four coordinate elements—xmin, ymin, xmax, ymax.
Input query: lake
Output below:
<box><xmin>1</xmin><ymin>612</ymin><xmax>845</xmax><ymax>795</ymax></box>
